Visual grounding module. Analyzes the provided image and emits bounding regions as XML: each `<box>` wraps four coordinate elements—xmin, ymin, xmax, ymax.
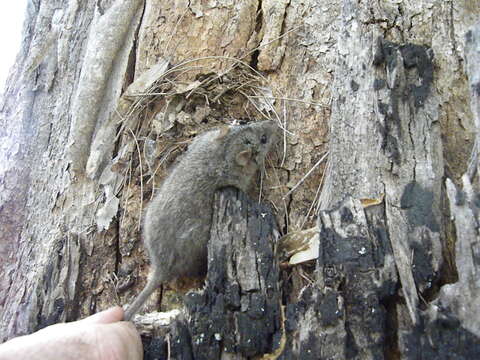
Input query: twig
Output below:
<box><xmin>281</xmin><ymin>100</ymin><xmax>287</xmax><ymax>166</ymax></box>
<box><xmin>283</xmin><ymin>151</ymin><xmax>329</xmax><ymax>199</ymax></box>
<box><xmin>166</xmin><ymin>333</ymin><xmax>171</xmax><ymax>360</ymax></box>
<box><xmin>300</xmin><ymin>169</ymin><xmax>324</xmax><ymax>229</ymax></box>
<box><xmin>129</xmin><ymin>128</ymin><xmax>144</xmax><ymax>231</ymax></box>
<box><xmin>165</xmin><ymin>5</ymin><xmax>189</xmax><ymax>56</ymax></box>
<box><xmin>120</xmin><ymin>156</ymin><xmax>133</xmax><ymax>231</ymax></box>
<box><xmin>247</xmin><ymin>95</ymin><xmax>329</xmax><ymax>107</ymax></box>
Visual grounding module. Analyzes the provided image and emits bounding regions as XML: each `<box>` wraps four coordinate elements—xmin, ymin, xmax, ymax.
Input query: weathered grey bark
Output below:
<box><xmin>1</xmin><ymin>0</ymin><xmax>480</xmax><ymax>359</ymax></box>
<box><xmin>303</xmin><ymin>2</ymin><xmax>480</xmax><ymax>357</ymax></box>
<box><xmin>0</xmin><ymin>0</ymin><xmax>145</xmax><ymax>338</ymax></box>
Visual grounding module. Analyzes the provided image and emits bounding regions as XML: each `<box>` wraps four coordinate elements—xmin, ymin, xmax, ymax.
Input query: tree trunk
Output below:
<box><xmin>1</xmin><ymin>0</ymin><xmax>479</xmax><ymax>359</ymax></box>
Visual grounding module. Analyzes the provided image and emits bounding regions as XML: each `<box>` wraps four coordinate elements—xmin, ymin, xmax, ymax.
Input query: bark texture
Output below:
<box><xmin>1</xmin><ymin>0</ymin><xmax>480</xmax><ymax>359</ymax></box>
<box><xmin>185</xmin><ymin>188</ymin><xmax>281</xmax><ymax>359</ymax></box>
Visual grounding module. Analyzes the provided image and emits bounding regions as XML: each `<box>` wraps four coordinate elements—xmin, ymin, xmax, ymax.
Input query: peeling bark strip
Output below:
<box><xmin>86</xmin><ymin>59</ymin><xmax>170</xmax><ymax>179</ymax></box>
<box><xmin>67</xmin><ymin>0</ymin><xmax>143</xmax><ymax>176</ymax></box>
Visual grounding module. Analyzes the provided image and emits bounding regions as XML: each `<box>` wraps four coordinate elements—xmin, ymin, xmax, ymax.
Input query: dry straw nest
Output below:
<box><xmin>109</xmin><ymin>57</ymin><xmax>289</xmax><ymax>231</ymax></box>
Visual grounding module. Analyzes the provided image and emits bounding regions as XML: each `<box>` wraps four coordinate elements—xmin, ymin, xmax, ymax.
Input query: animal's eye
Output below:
<box><xmin>260</xmin><ymin>134</ymin><xmax>267</xmax><ymax>144</ymax></box>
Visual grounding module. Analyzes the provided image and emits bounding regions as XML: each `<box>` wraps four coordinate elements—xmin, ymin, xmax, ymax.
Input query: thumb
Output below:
<box><xmin>80</xmin><ymin>306</ymin><xmax>125</xmax><ymax>324</ymax></box>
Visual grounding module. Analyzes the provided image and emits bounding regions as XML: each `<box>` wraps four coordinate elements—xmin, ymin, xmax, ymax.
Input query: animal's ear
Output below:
<box><xmin>235</xmin><ymin>149</ymin><xmax>252</xmax><ymax>166</ymax></box>
<box><xmin>216</xmin><ymin>126</ymin><xmax>231</xmax><ymax>141</ymax></box>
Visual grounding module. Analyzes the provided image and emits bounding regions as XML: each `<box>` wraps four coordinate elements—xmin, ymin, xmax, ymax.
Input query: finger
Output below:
<box><xmin>80</xmin><ymin>306</ymin><xmax>125</xmax><ymax>324</ymax></box>
<box><xmin>120</xmin><ymin>322</ymin><xmax>143</xmax><ymax>360</ymax></box>
<box><xmin>100</xmin><ymin>322</ymin><xmax>143</xmax><ymax>360</ymax></box>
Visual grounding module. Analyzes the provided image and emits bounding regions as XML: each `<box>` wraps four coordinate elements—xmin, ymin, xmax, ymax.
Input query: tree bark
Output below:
<box><xmin>1</xmin><ymin>0</ymin><xmax>480</xmax><ymax>359</ymax></box>
<box><xmin>185</xmin><ymin>188</ymin><xmax>281</xmax><ymax>359</ymax></box>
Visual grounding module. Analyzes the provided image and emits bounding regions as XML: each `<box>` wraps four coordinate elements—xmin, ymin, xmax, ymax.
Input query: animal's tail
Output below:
<box><xmin>124</xmin><ymin>271</ymin><xmax>162</xmax><ymax>321</ymax></box>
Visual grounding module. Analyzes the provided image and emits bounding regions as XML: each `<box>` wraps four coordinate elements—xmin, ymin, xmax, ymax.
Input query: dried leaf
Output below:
<box><xmin>360</xmin><ymin>193</ymin><xmax>384</xmax><ymax>208</ymax></box>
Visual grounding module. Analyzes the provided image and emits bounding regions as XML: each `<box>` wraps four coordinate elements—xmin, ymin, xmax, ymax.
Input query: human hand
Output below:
<box><xmin>0</xmin><ymin>306</ymin><xmax>142</xmax><ymax>360</ymax></box>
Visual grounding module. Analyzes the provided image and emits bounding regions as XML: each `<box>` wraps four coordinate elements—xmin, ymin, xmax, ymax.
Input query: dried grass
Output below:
<box><xmin>115</xmin><ymin>42</ymin><xmax>327</xmax><ymax>235</ymax></box>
